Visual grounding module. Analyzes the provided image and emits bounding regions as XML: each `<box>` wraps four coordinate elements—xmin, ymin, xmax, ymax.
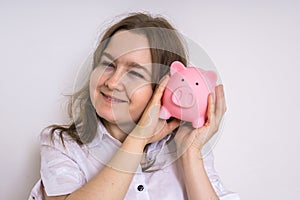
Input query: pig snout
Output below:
<box><xmin>171</xmin><ymin>86</ymin><xmax>195</xmax><ymax>108</ymax></box>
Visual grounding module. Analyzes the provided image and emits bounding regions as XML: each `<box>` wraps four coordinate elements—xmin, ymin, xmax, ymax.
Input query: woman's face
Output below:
<box><xmin>89</xmin><ymin>30</ymin><xmax>153</xmax><ymax>130</ymax></box>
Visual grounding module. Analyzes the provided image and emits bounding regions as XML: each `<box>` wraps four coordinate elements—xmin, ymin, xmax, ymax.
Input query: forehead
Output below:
<box><xmin>104</xmin><ymin>30</ymin><xmax>151</xmax><ymax>61</ymax></box>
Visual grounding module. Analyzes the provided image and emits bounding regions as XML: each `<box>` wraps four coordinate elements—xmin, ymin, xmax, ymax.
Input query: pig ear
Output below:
<box><xmin>170</xmin><ymin>61</ymin><xmax>186</xmax><ymax>75</ymax></box>
<box><xmin>204</xmin><ymin>71</ymin><xmax>218</xmax><ymax>84</ymax></box>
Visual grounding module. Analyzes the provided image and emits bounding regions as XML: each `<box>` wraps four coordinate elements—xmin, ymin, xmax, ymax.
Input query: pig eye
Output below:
<box><xmin>195</xmin><ymin>82</ymin><xmax>199</xmax><ymax>85</ymax></box>
<box><xmin>181</xmin><ymin>78</ymin><xmax>184</xmax><ymax>81</ymax></box>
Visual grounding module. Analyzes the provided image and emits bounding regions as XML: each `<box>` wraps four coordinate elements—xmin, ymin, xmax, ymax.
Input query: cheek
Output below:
<box><xmin>130</xmin><ymin>85</ymin><xmax>153</xmax><ymax>110</ymax></box>
<box><xmin>89</xmin><ymin>69</ymin><xmax>106</xmax><ymax>106</ymax></box>
<box><xmin>128</xmin><ymin>91</ymin><xmax>152</xmax><ymax>122</ymax></box>
<box><xmin>90</xmin><ymin>67</ymin><xmax>108</xmax><ymax>86</ymax></box>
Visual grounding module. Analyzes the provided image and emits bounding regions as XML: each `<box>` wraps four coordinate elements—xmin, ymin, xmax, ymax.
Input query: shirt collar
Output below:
<box><xmin>86</xmin><ymin>120</ymin><xmax>121</xmax><ymax>148</ymax></box>
<box><xmin>88</xmin><ymin>120</ymin><xmax>172</xmax><ymax>150</ymax></box>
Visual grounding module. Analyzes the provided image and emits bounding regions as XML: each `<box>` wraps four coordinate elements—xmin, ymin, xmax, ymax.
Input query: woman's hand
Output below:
<box><xmin>130</xmin><ymin>75</ymin><xmax>180</xmax><ymax>145</ymax></box>
<box><xmin>175</xmin><ymin>85</ymin><xmax>227</xmax><ymax>156</ymax></box>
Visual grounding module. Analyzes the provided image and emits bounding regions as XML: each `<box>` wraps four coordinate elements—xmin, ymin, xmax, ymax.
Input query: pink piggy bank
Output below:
<box><xmin>160</xmin><ymin>61</ymin><xmax>217</xmax><ymax>128</ymax></box>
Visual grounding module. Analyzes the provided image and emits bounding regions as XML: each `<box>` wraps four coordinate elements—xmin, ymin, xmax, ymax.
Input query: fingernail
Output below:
<box><xmin>210</xmin><ymin>92</ymin><xmax>215</xmax><ymax>101</ymax></box>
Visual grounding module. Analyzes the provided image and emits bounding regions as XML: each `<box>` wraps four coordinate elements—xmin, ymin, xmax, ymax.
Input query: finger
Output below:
<box><xmin>156</xmin><ymin>118</ymin><xmax>180</xmax><ymax>137</ymax></box>
<box><xmin>151</xmin><ymin>75</ymin><xmax>170</xmax><ymax>103</ymax></box>
<box><xmin>214</xmin><ymin>84</ymin><xmax>227</xmax><ymax>121</ymax></box>
<box><xmin>205</xmin><ymin>93</ymin><xmax>215</xmax><ymax>126</ymax></box>
<box><xmin>166</xmin><ymin>118</ymin><xmax>181</xmax><ymax>132</ymax></box>
<box><xmin>150</xmin><ymin>119</ymin><xmax>178</xmax><ymax>143</ymax></box>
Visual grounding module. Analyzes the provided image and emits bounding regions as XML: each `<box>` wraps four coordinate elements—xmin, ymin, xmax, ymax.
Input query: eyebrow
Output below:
<box><xmin>102</xmin><ymin>52</ymin><xmax>114</xmax><ymax>61</ymax></box>
<box><xmin>102</xmin><ymin>52</ymin><xmax>151</xmax><ymax>76</ymax></box>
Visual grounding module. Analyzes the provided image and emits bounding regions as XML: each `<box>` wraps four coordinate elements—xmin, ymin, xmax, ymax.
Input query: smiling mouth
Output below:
<box><xmin>101</xmin><ymin>92</ymin><xmax>127</xmax><ymax>103</ymax></box>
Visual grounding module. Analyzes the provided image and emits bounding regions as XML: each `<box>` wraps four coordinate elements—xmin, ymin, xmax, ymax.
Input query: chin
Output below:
<box><xmin>98</xmin><ymin>112</ymin><xmax>137</xmax><ymax>130</ymax></box>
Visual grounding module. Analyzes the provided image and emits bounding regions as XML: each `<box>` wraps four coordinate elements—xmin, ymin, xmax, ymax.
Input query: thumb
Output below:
<box><xmin>151</xmin><ymin>75</ymin><xmax>170</xmax><ymax>103</ymax></box>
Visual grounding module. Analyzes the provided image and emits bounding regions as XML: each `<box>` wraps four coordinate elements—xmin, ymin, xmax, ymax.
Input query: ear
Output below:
<box><xmin>204</xmin><ymin>71</ymin><xmax>217</xmax><ymax>84</ymax></box>
<box><xmin>170</xmin><ymin>61</ymin><xmax>186</xmax><ymax>75</ymax></box>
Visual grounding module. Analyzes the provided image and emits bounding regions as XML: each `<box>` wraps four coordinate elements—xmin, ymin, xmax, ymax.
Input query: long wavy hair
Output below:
<box><xmin>49</xmin><ymin>13</ymin><xmax>187</xmax><ymax>153</ymax></box>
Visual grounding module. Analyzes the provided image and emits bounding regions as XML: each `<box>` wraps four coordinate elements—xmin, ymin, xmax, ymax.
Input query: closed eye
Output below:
<box><xmin>100</xmin><ymin>61</ymin><xmax>115</xmax><ymax>68</ymax></box>
<box><xmin>129</xmin><ymin>70</ymin><xmax>145</xmax><ymax>79</ymax></box>
<box><xmin>99</xmin><ymin>61</ymin><xmax>116</xmax><ymax>73</ymax></box>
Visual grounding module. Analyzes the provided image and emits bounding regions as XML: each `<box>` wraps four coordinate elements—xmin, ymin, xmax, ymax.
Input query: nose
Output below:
<box><xmin>104</xmin><ymin>68</ymin><xmax>125</xmax><ymax>91</ymax></box>
<box><xmin>172</xmin><ymin>86</ymin><xmax>195</xmax><ymax>108</ymax></box>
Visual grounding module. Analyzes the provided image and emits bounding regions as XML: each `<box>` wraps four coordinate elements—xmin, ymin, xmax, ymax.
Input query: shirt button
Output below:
<box><xmin>137</xmin><ymin>184</ymin><xmax>144</xmax><ymax>191</ymax></box>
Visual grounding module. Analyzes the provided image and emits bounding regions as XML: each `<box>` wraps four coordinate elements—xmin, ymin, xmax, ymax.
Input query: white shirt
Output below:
<box><xmin>29</xmin><ymin>122</ymin><xmax>240</xmax><ymax>200</ymax></box>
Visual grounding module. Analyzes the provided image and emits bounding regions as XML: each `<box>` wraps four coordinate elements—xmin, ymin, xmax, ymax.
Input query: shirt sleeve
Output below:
<box><xmin>40</xmin><ymin>129</ymin><xmax>86</xmax><ymax>196</ymax></box>
<box><xmin>203</xmin><ymin>151</ymin><xmax>240</xmax><ymax>200</ymax></box>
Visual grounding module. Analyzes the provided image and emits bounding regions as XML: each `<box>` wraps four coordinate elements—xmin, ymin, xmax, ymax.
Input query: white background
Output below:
<box><xmin>1</xmin><ymin>1</ymin><xmax>299</xmax><ymax>199</ymax></box>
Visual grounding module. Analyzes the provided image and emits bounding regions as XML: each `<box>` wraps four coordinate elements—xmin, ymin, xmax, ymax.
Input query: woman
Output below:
<box><xmin>29</xmin><ymin>12</ymin><xmax>239</xmax><ymax>200</ymax></box>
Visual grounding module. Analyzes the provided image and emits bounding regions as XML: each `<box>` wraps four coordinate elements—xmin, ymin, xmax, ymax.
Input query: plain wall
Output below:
<box><xmin>1</xmin><ymin>1</ymin><xmax>299</xmax><ymax>199</ymax></box>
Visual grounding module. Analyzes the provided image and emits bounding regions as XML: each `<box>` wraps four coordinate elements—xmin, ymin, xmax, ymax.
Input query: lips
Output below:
<box><xmin>101</xmin><ymin>92</ymin><xmax>127</xmax><ymax>103</ymax></box>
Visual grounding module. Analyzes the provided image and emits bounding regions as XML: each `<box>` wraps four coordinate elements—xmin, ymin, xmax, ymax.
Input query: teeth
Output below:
<box><xmin>109</xmin><ymin>97</ymin><xmax>118</xmax><ymax>101</ymax></box>
<box><xmin>103</xmin><ymin>93</ymin><xmax>124</xmax><ymax>102</ymax></box>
